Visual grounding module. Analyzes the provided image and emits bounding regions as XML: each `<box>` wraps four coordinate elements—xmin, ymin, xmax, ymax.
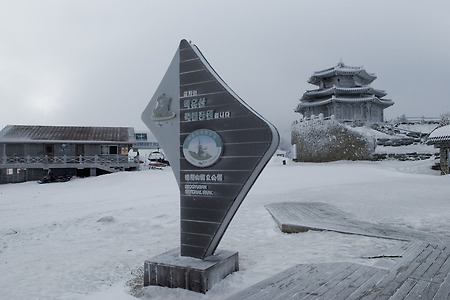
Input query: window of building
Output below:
<box><xmin>135</xmin><ymin>133</ymin><xmax>148</xmax><ymax>141</ymax></box>
<box><xmin>6</xmin><ymin>168</ymin><xmax>14</xmax><ymax>175</ymax></box>
<box><xmin>101</xmin><ymin>145</ymin><xmax>109</xmax><ymax>155</ymax></box>
<box><xmin>109</xmin><ymin>146</ymin><xmax>118</xmax><ymax>155</ymax></box>
<box><xmin>101</xmin><ymin>145</ymin><xmax>118</xmax><ymax>155</ymax></box>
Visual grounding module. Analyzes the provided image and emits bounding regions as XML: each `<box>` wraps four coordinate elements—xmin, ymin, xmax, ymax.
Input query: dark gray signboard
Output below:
<box><xmin>142</xmin><ymin>40</ymin><xmax>279</xmax><ymax>259</ymax></box>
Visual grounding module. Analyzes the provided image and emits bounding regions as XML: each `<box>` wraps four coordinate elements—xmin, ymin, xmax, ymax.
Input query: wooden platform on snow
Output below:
<box><xmin>265</xmin><ymin>202</ymin><xmax>442</xmax><ymax>244</ymax></box>
<box><xmin>226</xmin><ymin>202</ymin><xmax>450</xmax><ymax>299</ymax></box>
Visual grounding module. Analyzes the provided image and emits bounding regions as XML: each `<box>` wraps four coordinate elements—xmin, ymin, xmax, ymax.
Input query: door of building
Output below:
<box><xmin>76</xmin><ymin>145</ymin><xmax>84</xmax><ymax>163</ymax></box>
<box><xmin>76</xmin><ymin>145</ymin><xmax>84</xmax><ymax>156</ymax></box>
<box><xmin>44</xmin><ymin>144</ymin><xmax>54</xmax><ymax>157</ymax></box>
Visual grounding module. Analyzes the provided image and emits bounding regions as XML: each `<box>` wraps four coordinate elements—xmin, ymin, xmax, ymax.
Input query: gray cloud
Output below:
<box><xmin>1</xmin><ymin>0</ymin><xmax>449</xmax><ymax>143</ymax></box>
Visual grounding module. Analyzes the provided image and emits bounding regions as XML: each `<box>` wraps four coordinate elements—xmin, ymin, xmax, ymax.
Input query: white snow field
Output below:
<box><xmin>1</xmin><ymin>156</ymin><xmax>449</xmax><ymax>299</ymax></box>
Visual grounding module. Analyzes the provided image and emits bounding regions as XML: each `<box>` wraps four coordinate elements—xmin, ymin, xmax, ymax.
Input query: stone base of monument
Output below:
<box><xmin>144</xmin><ymin>248</ymin><xmax>239</xmax><ymax>293</ymax></box>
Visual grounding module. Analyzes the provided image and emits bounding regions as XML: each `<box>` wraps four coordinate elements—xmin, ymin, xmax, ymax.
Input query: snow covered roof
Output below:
<box><xmin>0</xmin><ymin>125</ymin><xmax>136</xmax><ymax>144</ymax></box>
<box><xmin>302</xmin><ymin>86</ymin><xmax>387</xmax><ymax>100</ymax></box>
<box><xmin>296</xmin><ymin>96</ymin><xmax>394</xmax><ymax>110</ymax></box>
<box><xmin>308</xmin><ymin>62</ymin><xmax>377</xmax><ymax>86</ymax></box>
<box><xmin>427</xmin><ymin>125</ymin><xmax>450</xmax><ymax>145</ymax></box>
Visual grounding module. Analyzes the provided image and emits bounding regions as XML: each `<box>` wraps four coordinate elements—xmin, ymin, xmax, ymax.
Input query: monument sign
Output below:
<box><xmin>142</xmin><ymin>39</ymin><xmax>279</xmax><ymax>292</ymax></box>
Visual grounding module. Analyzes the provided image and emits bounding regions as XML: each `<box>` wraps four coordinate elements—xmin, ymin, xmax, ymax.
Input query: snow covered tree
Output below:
<box><xmin>291</xmin><ymin>117</ymin><xmax>376</xmax><ymax>162</ymax></box>
<box><xmin>394</xmin><ymin>114</ymin><xmax>408</xmax><ymax>124</ymax></box>
<box><xmin>439</xmin><ymin>111</ymin><xmax>450</xmax><ymax>126</ymax></box>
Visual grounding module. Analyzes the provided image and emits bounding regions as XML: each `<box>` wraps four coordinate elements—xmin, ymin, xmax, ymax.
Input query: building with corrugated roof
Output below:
<box><xmin>0</xmin><ymin>125</ymin><xmax>139</xmax><ymax>184</ymax></box>
<box><xmin>295</xmin><ymin>62</ymin><xmax>394</xmax><ymax>124</ymax></box>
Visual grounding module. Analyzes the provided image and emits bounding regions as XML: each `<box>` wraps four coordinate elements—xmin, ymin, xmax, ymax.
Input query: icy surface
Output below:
<box><xmin>1</xmin><ymin>157</ymin><xmax>449</xmax><ymax>299</ymax></box>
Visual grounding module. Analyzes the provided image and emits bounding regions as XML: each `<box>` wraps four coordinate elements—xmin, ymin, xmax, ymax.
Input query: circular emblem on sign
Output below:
<box><xmin>183</xmin><ymin>129</ymin><xmax>223</xmax><ymax>167</ymax></box>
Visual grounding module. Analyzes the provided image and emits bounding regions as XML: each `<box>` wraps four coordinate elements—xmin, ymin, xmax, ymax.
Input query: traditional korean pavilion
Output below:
<box><xmin>295</xmin><ymin>62</ymin><xmax>394</xmax><ymax>123</ymax></box>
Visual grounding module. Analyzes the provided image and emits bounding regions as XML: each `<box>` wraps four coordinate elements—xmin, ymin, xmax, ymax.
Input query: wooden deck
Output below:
<box><xmin>227</xmin><ymin>202</ymin><xmax>450</xmax><ymax>299</ymax></box>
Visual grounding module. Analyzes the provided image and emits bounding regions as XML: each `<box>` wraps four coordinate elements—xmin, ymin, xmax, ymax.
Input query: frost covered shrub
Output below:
<box><xmin>439</xmin><ymin>111</ymin><xmax>450</xmax><ymax>127</ymax></box>
<box><xmin>291</xmin><ymin>118</ymin><xmax>375</xmax><ymax>162</ymax></box>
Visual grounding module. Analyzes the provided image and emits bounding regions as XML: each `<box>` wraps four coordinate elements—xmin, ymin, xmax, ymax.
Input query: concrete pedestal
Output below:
<box><xmin>144</xmin><ymin>248</ymin><xmax>239</xmax><ymax>293</ymax></box>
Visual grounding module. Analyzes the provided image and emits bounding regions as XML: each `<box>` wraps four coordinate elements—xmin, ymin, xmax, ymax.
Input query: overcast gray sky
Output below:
<box><xmin>1</xmin><ymin>0</ymin><xmax>449</xmax><ymax>142</ymax></box>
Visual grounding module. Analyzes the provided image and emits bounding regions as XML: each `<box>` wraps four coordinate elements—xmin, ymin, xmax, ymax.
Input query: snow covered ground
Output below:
<box><xmin>375</xmin><ymin>143</ymin><xmax>438</xmax><ymax>155</ymax></box>
<box><xmin>1</xmin><ymin>157</ymin><xmax>449</xmax><ymax>299</ymax></box>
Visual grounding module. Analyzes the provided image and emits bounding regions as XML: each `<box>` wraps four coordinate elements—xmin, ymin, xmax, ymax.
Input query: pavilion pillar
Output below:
<box><xmin>441</xmin><ymin>148</ymin><xmax>449</xmax><ymax>175</ymax></box>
